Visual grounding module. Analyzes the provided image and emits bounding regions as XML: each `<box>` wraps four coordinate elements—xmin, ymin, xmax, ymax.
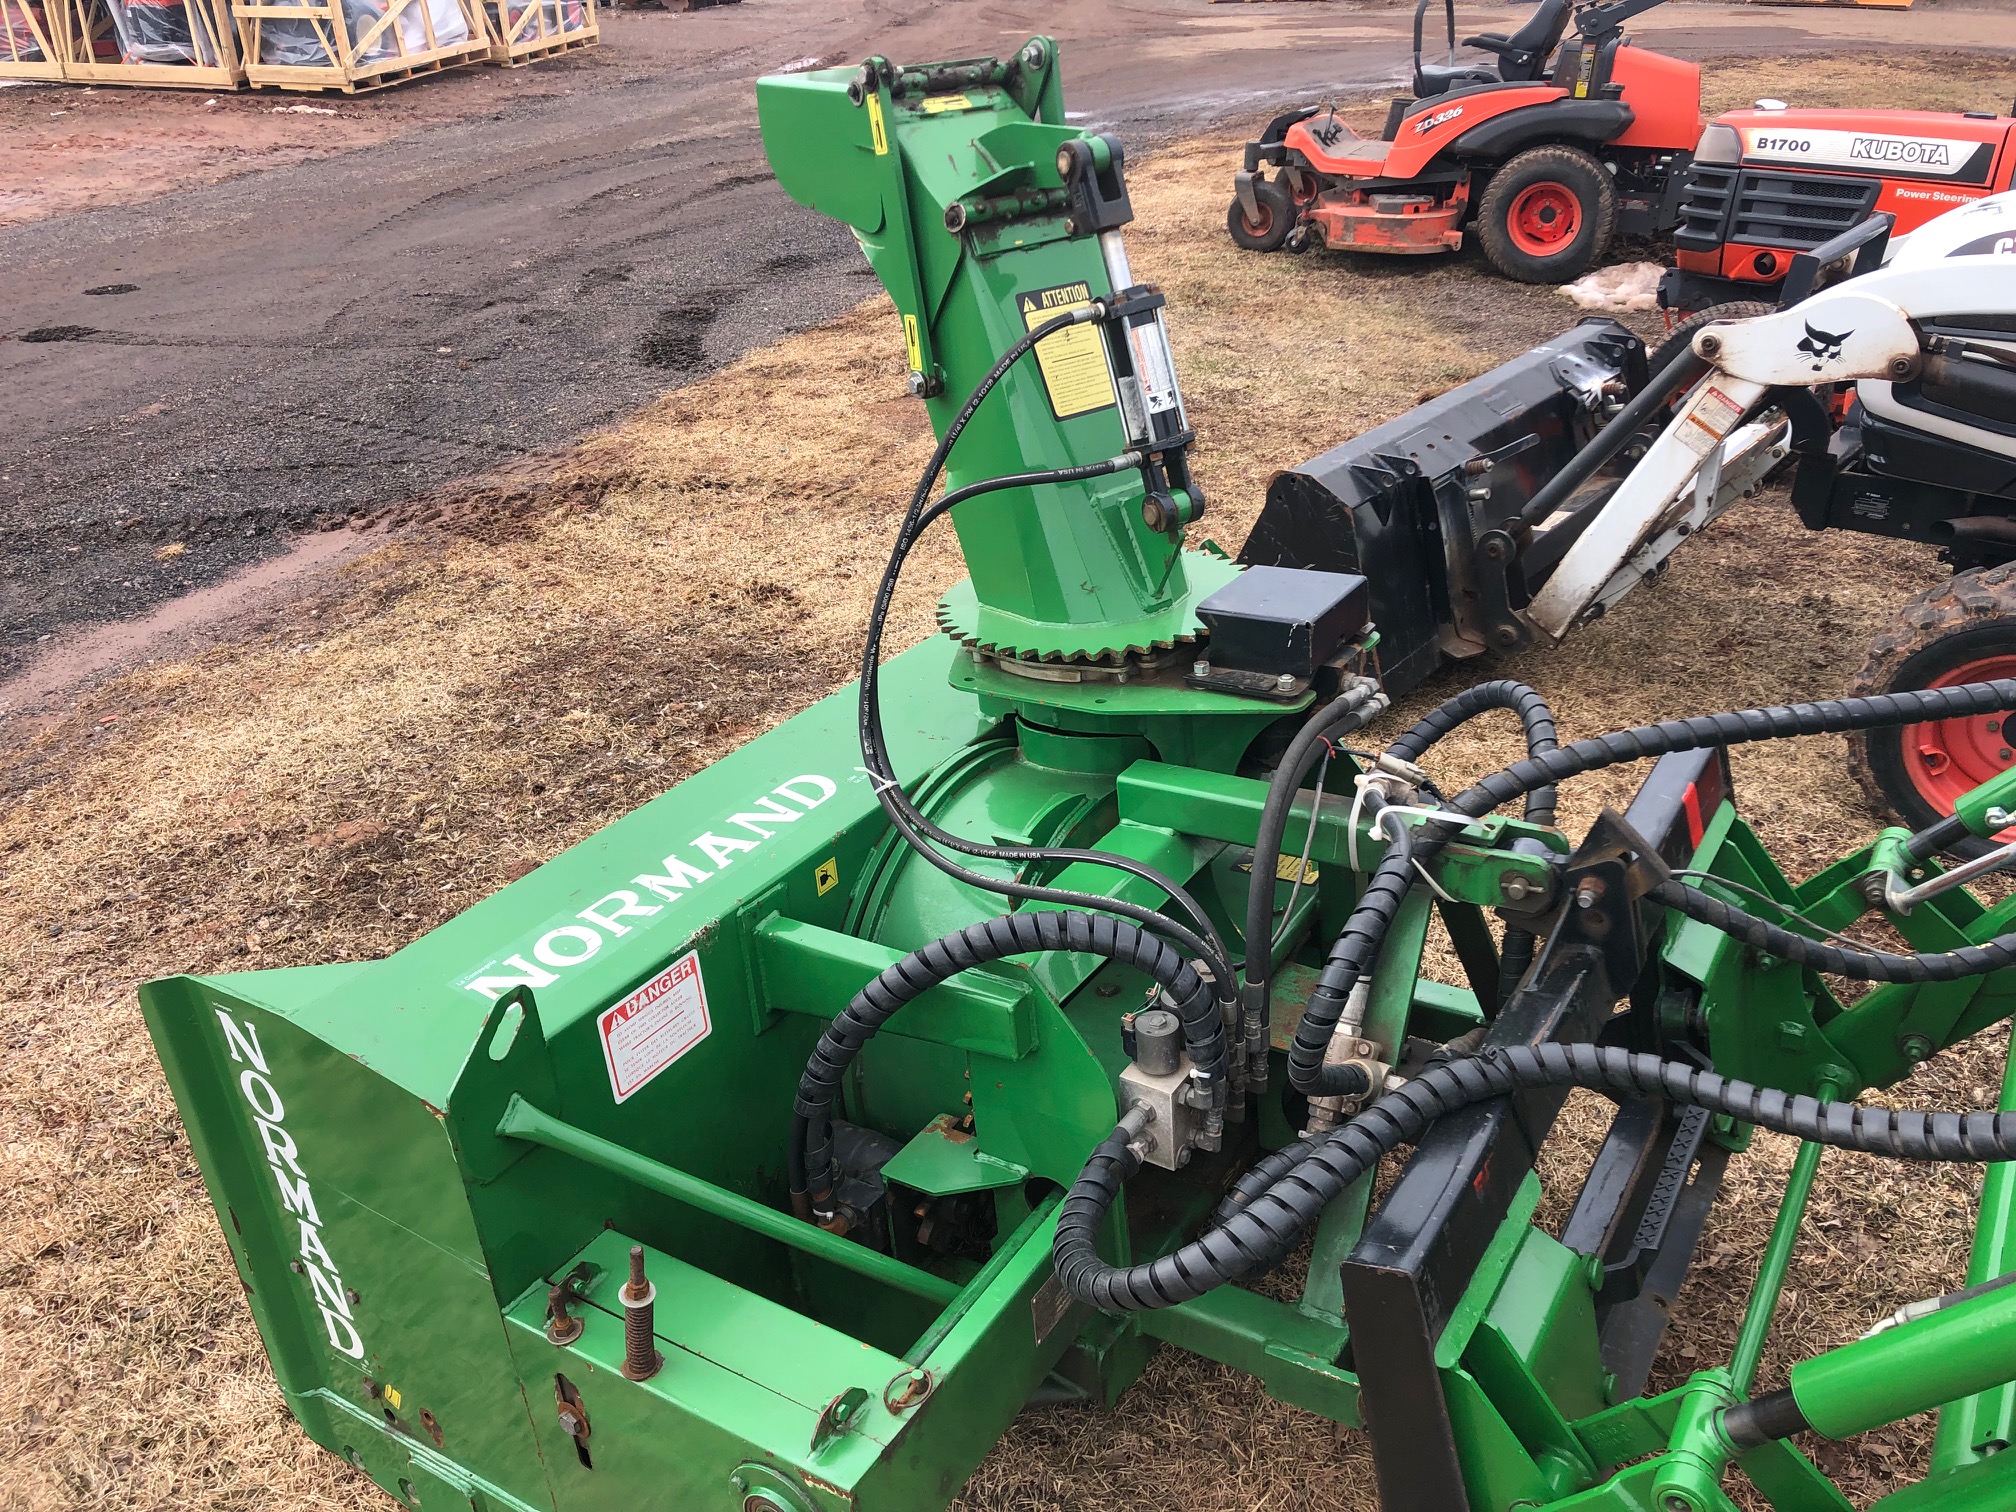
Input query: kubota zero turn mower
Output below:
<box><xmin>1230</xmin><ymin>0</ymin><xmax>1701</xmax><ymax>281</ymax></box>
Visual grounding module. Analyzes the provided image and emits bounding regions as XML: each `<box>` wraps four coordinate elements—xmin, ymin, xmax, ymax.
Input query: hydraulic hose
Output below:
<box><xmin>1386</xmin><ymin>678</ymin><xmax>1561</xmax><ymax>1008</ymax></box>
<box><xmin>1287</xmin><ymin>680</ymin><xmax>2016</xmax><ymax>1096</ymax></box>
<box><xmin>1238</xmin><ymin>682</ymin><xmax>1388</xmax><ymax>1087</ymax></box>
<box><xmin>1654</xmin><ymin>877</ymin><xmax>2016</xmax><ymax>984</ymax></box>
<box><xmin>1055</xmin><ymin>1042</ymin><xmax>2016</xmax><ymax>1313</ymax></box>
<box><xmin>791</xmin><ymin>910</ymin><xmax>1221</xmax><ymax>1211</ymax></box>
<box><xmin>856</xmin><ymin>305</ymin><xmax>1238</xmax><ymax>997</ymax></box>
<box><xmin>1385</xmin><ymin>678</ymin><xmax>1560</xmax><ymax>826</ymax></box>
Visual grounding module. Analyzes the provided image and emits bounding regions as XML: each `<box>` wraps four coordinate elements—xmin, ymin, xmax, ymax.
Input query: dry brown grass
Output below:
<box><xmin>5</xmin><ymin>46</ymin><xmax>2016</xmax><ymax>1512</ymax></box>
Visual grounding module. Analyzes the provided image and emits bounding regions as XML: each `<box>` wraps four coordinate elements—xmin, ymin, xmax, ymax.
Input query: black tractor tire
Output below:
<box><xmin>1474</xmin><ymin>145</ymin><xmax>1618</xmax><ymax>283</ymax></box>
<box><xmin>1227</xmin><ymin>177</ymin><xmax>1297</xmax><ymax>253</ymax></box>
<box><xmin>1647</xmin><ymin>301</ymin><xmax>1775</xmax><ymax>379</ymax></box>
<box><xmin>1850</xmin><ymin>563</ymin><xmax>2016</xmax><ymax>859</ymax></box>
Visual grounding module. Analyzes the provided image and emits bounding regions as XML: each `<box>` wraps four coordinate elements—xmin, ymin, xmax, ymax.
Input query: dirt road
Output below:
<box><xmin>1</xmin><ymin>0</ymin><xmax>2006</xmax><ymax>686</ymax></box>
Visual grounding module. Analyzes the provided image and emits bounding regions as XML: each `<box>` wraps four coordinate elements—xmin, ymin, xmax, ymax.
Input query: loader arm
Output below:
<box><xmin>1522</xmin><ymin>293</ymin><xmax>1919</xmax><ymax>641</ymax></box>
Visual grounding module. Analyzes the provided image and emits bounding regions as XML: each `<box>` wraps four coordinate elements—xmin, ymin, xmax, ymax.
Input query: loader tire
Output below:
<box><xmin>1227</xmin><ymin>177</ymin><xmax>1296</xmax><ymax>253</ymax></box>
<box><xmin>1474</xmin><ymin>146</ymin><xmax>1616</xmax><ymax>283</ymax></box>
<box><xmin>1647</xmin><ymin>302</ymin><xmax>1775</xmax><ymax>382</ymax></box>
<box><xmin>1850</xmin><ymin>563</ymin><xmax>2016</xmax><ymax>859</ymax></box>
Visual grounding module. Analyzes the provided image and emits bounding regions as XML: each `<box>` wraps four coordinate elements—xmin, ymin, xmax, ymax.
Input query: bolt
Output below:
<box><xmin>906</xmin><ymin>371</ymin><xmax>928</xmax><ymax>398</ymax></box>
<box><xmin>362</xmin><ymin>1378</ymin><xmax>382</xmax><ymax>1400</ymax></box>
<box><xmin>1575</xmin><ymin>877</ymin><xmax>1606</xmax><ymax>910</ymax></box>
<box><xmin>1275</xmin><ymin>672</ymin><xmax>1296</xmax><ymax>691</ymax></box>
<box><xmin>1663</xmin><ymin>1496</ymin><xmax>1695</xmax><ymax>1512</ymax></box>
<box><xmin>345</xmin><ymin>1287</ymin><xmax>361</xmax><ymax>1305</ymax></box>
<box><xmin>1989</xmin><ymin>806</ymin><xmax>2013</xmax><ymax>829</ymax></box>
<box><xmin>1192</xmin><ymin>659</ymin><xmax>1210</xmax><ymax>677</ymax></box>
<box><xmin>1989</xmin><ymin>720</ymin><xmax>2002</xmax><ymax>734</ymax></box>
<box><xmin>1499</xmin><ymin>873</ymin><xmax>1535</xmax><ymax>903</ymax></box>
<box><xmin>289</xmin><ymin>1261</ymin><xmax>305</xmax><ymax>1275</ymax></box>
<box><xmin>1890</xmin><ymin>356</ymin><xmax>1915</xmax><ymax>380</ymax></box>
<box><xmin>2002</xmin><ymin>750</ymin><xmax>2012</xmax><ymax>762</ymax></box>
<box><xmin>620</xmin><ymin>1245</ymin><xmax>663</xmax><ymax>1382</ymax></box>
<box><xmin>1899</xmin><ymin>1033</ymin><xmax>1934</xmax><ymax>1063</ymax></box>
<box><xmin>1698</xmin><ymin>334</ymin><xmax>1722</xmax><ymax>360</ymax></box>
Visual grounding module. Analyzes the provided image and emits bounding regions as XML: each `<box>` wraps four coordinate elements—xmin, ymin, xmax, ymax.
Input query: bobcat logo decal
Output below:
<box><xmin>1796</xmin><ymin>321</ymin><xmax>1853</xmax><ymax>371</ymax></box>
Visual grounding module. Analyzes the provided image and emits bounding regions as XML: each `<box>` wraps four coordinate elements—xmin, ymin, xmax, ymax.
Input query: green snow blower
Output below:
<box><xmin>140</xmin><ymin>38</ymin><xmax>2016</xmax><ymax>1512</ymax></box>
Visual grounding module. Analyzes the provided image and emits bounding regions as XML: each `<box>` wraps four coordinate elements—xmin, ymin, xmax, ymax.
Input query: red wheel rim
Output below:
<box><xmin>1506</xmin><ymin>181</ymin><xmax>1582</xmax><ymax>258</ymax></box>
<box><xmin>1902</xmin><ymin>654</ymin><xmax>2016</xmax><ymax>822</ymax></box>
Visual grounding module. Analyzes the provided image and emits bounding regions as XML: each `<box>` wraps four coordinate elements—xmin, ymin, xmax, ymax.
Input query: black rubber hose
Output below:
<box><xmin>793</xmin><ymin>910</ymin><xmax>1220</xmax><ymax>1205</ymax></box>
<box><xmin>1056</xmin><ymin>1042</ymin><xmax>2016</xmax><ymax>1313</ymax></box>
<box><xmin>1387</xmin><ymin>679</ymin><xmax>1560</xmax><ymax>1010</ymax></box>
<box><xmin>1287</xmin><ymin>681</ymin><xmax>2016</xmax><ymax>1096</ymax></box>
<box><xmin>855</xmin><ymin>309</ymin><xmax>1237</xmax><ymax>994</ymax></box>
<box><xmin>1654</xmin><ymin>877</ymin><xmax>2016</xmax><ymax>984</ymax></box>
<box><xmin>1238</xmin><ymin>682</ymin><xmax>1385</xmax><ymax>1082</ymax></box>
<box><xmin>1386</xmin><ymin>678</ymin><xmax>1560</xmax><ymax>825</ymax></box>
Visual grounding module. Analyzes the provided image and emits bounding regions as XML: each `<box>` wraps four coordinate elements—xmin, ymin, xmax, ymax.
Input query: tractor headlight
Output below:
<box><xmin>1694</xmin><ymin>123</ymin><xmax>1743</xmax><ymax>165</ymax></box>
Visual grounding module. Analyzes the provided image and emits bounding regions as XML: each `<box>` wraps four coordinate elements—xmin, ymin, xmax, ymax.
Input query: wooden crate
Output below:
<box><xmin>0</xmin><ymin>0</ymin><xmax>64</xmax><ymax>77</ymax></box>
<box><xmin>233</xmin><ymin>0</ymin><xmax>488</xmax><ymax>91</ymax></box>
<box><xmin>51</xmin><ymin>0</ymin><xmax>244</xmax><ymax>86</ymax></box>
<box><xmin>481</xmin><ymin>0</ymin><xmax>594</xmax><ymax>66</ymax></box>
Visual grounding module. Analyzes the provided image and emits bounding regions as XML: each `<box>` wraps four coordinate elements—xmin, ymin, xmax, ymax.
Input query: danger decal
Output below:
<box><xmin>599</xmin><ymin>952</ymin><xmax>711</xmax><ymax>1103</ymax></box>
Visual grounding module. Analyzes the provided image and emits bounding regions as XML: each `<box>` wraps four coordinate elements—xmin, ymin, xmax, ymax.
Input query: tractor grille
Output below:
<box><xmin>1673</xmin><ymin>166</ymin><xmax>1881</xmax><ymax>254</ymax></box>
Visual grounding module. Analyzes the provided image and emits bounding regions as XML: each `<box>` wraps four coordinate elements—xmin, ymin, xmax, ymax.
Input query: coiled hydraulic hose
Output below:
<box><xmin>1287</xmin><ymin>681</ymin><xmax>2016</xmax><ymax>1096</ymax></box>
<box><xmin>856</xmin><ymin>305</ymin><xmax>1238</xmax><ymax>998</ymax></box>
<box><xmin>1238</xmin><ymin>681</ymin><xmax>1388</xmax><ymax>1086</ymax></box>
<box><xmin>1385</xmin><ymin>679</ymin><xmax>1561</xmax><ymax>1006</ymax></box>
<box><xmin>1055</xmin><ymin>1043</ymin><xmax>2016</xmax><ymax>1313</ymax></box>
<box><xmin>789</xmin><ymin>910</ymin><xmax>1221</xmax><ymax>1211</ymax></box>
<box><xmin>1385</xmin><ymin>678</ymin><xmax>1561</xmax><ymax>826</ymax></box>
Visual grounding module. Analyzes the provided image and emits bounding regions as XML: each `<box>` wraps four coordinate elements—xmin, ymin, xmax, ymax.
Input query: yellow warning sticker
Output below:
<box><xmin>1275</xmin><ymin>853</ymin><xmax>1319</xmax><ymax>884</ymax></box>
<box><xmin>1016</xmin><ymin>283</ymin><xmax>1117</xmax><ymax>420</ymax></box>
<box><xmin>902</xmin><ymin>314</ymin><xmax>923</xmax><ymax>375</ymax></box>
<box><xmin>815</xmin><ymin>857</ymin><xmax>840</xmax><ymax>896</ymax></box>
<box><xmin>867</xmin><ymin>93</ymin><xmax>889</xmax><ymax>155</ymax></box>
<box><xmin>920</xmin><ymin>93</ymin><xmax>974</xmax><ymax>115</ymax></box>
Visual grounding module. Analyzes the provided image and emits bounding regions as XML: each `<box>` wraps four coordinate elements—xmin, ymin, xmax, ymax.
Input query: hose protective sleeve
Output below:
<box><xmin>1057</xmin><ymin>1042</ymin><xmax>2016</xmax><ymax>1312</ymax></box>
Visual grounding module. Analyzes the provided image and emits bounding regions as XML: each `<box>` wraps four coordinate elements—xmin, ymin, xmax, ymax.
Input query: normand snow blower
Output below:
<box><xmin>141</xmin><ymin>39</ymin><xmax>2016</xmax><ymax>1512</ymax></box>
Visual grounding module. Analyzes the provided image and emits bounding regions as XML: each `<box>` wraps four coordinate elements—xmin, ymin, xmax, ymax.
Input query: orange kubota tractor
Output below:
<box><xmin>1231</xmin><ymin>0</ymin><xmax>1701</xmax><ymax>282</ymax></box>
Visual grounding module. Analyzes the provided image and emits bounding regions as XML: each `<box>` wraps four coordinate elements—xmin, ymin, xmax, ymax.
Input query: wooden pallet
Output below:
<box><xmin>0</xmin><ymin>0</ymin><xmax>64</xmax><ymax>77</ymax></box>
<box><xmin>49</xmin><ymin>0</ymin><xmax>244</xmax><ymax>87</ymax></box>
<box><xmin>234</xmin><ymin>0</ymin><xmax>489</xmax><ymax>92</ymax></box>
<box><xmin>481</xmin><ymin>0</ymin><xmax>594</xmax><ymax>66</ymax></box>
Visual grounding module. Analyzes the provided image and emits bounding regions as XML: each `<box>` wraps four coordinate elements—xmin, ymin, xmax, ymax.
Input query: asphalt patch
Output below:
<box><xmin>19</xmin><ymin>326</ymin><xmax>97</xmax><ymax>343</ymax></box>
<box><xmin>635</xmin><ymin>295</ymin><xmax>724</xmax><ymax>370</ymax></box>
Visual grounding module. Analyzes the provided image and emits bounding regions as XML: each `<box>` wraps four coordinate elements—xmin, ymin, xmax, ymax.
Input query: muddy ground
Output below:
<box><xmin>7</xmin><ymin>36</ymin><xmax>2016</xmax><ymax>1512</ymax></box>
<box><xmin>5</xmin><ymin>0</ymin><xmax>2010</xmax><ymax>689</ymax></box>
